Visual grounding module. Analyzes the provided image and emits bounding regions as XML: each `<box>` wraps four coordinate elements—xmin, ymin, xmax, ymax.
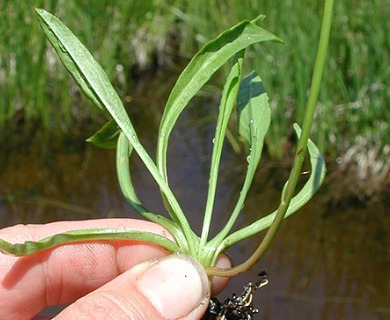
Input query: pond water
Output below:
<box><xmin>0</xmin><ymin>78</ymin><xmax>389</xmax><ymax>319</ymax></box>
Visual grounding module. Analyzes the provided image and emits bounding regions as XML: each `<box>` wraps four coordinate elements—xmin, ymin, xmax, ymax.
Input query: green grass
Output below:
<box><xmin>1</xmin><ymin>0</ymin><xmax>388</xmax><ymax>183</ymax></box>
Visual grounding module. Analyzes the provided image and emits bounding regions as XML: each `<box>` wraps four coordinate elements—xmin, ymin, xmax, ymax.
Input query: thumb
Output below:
<box><xmin>55</xmin><ymin>254</ymin><xmax>211</xmax><ymax>320</ymax></box>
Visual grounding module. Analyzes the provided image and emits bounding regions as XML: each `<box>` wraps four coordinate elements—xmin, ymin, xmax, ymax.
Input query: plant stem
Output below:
<box><xmin>206</xmin><ymin>0</ymin><xmax>334</xmax><ymax>277</ymax></box>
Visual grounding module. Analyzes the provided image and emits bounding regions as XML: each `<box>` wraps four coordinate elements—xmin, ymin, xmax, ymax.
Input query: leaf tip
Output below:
<box><xmin>251</xmin><ymin>14</ymin><xmax>266</xmax><ymax>24</ymax></box>
<box><xmin>35</xmin><ymin>8</ymin><xmax>45</xmax><ymax>16</ymax></box>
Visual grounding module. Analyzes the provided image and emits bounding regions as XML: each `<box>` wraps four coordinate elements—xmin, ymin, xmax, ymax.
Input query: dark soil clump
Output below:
<box><xmin>202</xmin><ymin>272</ymin><xmax>268</xmax><ymax>320</ymax></box>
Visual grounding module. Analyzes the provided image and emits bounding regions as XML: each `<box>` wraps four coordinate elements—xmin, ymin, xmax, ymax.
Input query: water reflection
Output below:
<box><xmin>0</xmin><ymin>94</ymin><xmax>389</xmax><ymax>319</ymax></box>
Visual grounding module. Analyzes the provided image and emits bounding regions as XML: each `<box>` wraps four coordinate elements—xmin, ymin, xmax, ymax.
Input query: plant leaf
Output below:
<box><xmin>35</xmin><ymin>9</ymin><xmax>111</xmax><ymax>113</ymax></box>
<box><xmin>36</xmin><ymin>9</ymin><xmax>194</xmax><ymax>246</ymax></box>
<box><xmin>216</xmin><ymin>124</ymin><xmax>326</xmax><ymax>253</ymax></box>
<box><xmin>237</xmin><ymin>71</ymin><xmax>268</xmax><ymax>147</ymax></box>
<box><xmin>200</xmin><ymin>51</ymin><xmax>244</xmax><ymax>248</ymax></box>
<box><xmin>207</xmin><ymin>71</ymin><xmax>271</xmax><ymax>252</ymax></box>
<box><xmin>0</xmin><ymin>228</ymin><xmax>181</xmax><ymax>257</ymax></box>
<box><xmin>35</xmin><ymin>9</ymin><xmax>138</xmax><ymax>151</ymax></box>
<box><xmin>36</xmin><ymin>9</ymin><xmax>139</xmax><ymax>149</ymax></box>
<box><xmin>156</xmin><ymin>18</ymin><xmax>283</xmax><ymax>184</ymax></box>
<box><xmin>87</xmin><ymin>119</ymin><xmax>121</xmax><ymax>149</ymax></box>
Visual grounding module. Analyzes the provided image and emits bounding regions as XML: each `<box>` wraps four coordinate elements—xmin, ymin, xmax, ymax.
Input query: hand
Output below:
<box><xmin>0</xmin><ymin>219</ymin><xmax>231</xmax><ymax>320</ymax></box>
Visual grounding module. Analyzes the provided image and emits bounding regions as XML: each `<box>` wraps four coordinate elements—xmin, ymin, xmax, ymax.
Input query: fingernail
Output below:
<box><xmin>136</xmin><ymin>254</ymin><xmax>209</xmax><ymax>319</ymax></box>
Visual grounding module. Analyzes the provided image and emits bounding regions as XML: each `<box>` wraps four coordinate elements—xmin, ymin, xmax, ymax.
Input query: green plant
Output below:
<box><xmin>0</xmin><ymin>0</ymin><xmax>332</xmax><ymax>278</ymax></box>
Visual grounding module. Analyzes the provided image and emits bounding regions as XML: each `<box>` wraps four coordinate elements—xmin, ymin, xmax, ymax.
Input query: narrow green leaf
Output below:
<box><xmin>36</xmin><ymin>9</ymin><xmax>113</xmax><ymax>113</ymax></box>
<box><xmin>35</xmin><ymin>9</ymin><xmax>139</xmax><ymax>149</ymax></box>
<box><xmin>200</xmin><ymin>51</ymin><xmax>244</xmax><ymax>248</ymax></box>
<box><xmin>157</xmin><ymin>18</ymin><xmax>283</xmax><ymax>184</ymax></box>
<box><xmin>0</xmin><ymin>228</ymin><xmax>181</xmax><ymax>257</ymax></box>
<box><xmin>87</xmin><ymin>119</ymin><xmax>121</xmax><ymax>149</ymax></box>
<box><xmin>215</xmin><ymin>124</ymin><xmax>326</xmax><ymax>253</ymax></box>
<box><xmin>207</xmin><ymin>72</ymin><xmax>271</xmax><ymax>254</ymax></box>
<box><xmin>36</xmin><ymin>9</ymin><xmax>194</xmax><ymax>248</ymax></box>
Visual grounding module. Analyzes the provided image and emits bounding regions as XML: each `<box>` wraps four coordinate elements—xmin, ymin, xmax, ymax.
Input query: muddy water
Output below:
<box><xmin>1</xmin><ymin>92</ymin><xmax>389</xmax><ymax>319</ymax></box>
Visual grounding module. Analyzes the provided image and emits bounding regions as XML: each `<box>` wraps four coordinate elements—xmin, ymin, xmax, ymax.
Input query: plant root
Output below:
<box><xmin>202</xmin><ymin>271</ymin><xmax>268</xmax><ymax>320</ymax></box>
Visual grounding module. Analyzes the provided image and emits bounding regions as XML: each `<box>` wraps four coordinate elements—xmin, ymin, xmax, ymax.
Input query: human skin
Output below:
<box><xmin>0</xmin><ymin>219</ymin><xmax>231</xmax><ymax>319</ymax></box>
